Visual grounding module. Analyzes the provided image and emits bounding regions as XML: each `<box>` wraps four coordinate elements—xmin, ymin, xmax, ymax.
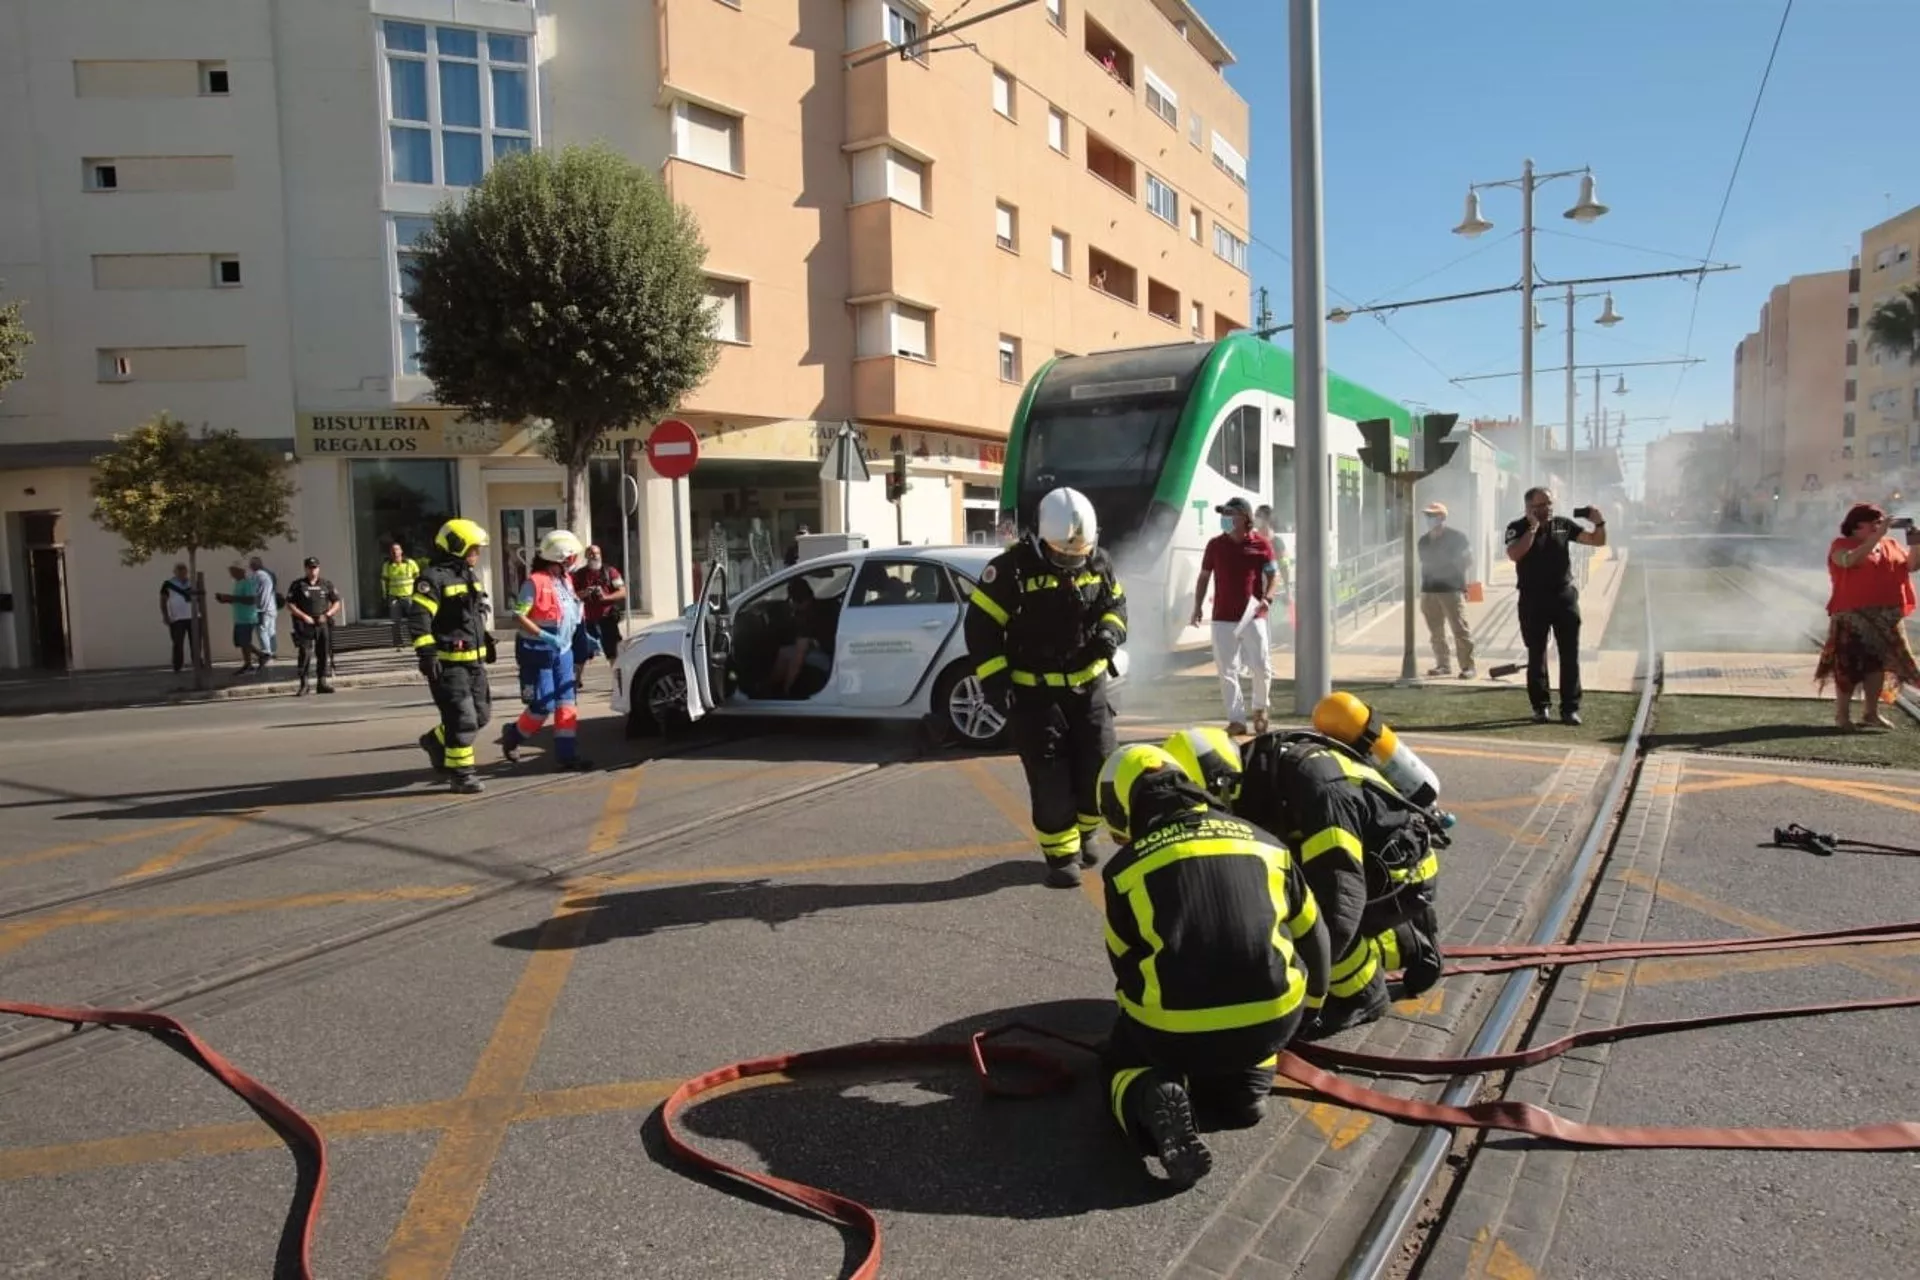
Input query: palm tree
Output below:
<box><xmin>1865</xmin><ymin>282</ymin><xmax>1920</xmax><ymax>361</ymax></box>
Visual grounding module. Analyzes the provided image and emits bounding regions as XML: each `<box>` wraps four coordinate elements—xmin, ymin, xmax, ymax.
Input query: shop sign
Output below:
<box><xmin>295</xmin><ymin>408</ymin><xmax>540</xmax><ymax>457</ymax></box>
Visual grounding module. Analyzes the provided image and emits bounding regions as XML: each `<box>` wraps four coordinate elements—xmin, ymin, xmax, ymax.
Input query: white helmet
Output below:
<box><xmin>538</xmin><ymin>529</ymin><xmax>585</xmax><ymax>565</ymax></box>
<box><xmin>1035</xmin><ymin>487</ymin><xmax>1098</xmax><ymax>568</ymax></box>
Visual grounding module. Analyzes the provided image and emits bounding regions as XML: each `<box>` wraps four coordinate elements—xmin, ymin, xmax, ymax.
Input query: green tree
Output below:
<box><xmin>407</xmin><ymin>143</ymin><xmax>721</xmax><ymax>546</ymax></box>
<box><xmin>0</xmin><ymin>278</ymin><xmax>32</xmax><ymax>401</ymax></box>
<box><xmin>89</xmin><ymin>414</ymin><xmax>298</xmax><ymax>686</ymax></box>
<box><xmin>1865</xmin><ymin>282</ymin><xmax>1920</xmax><ymax>362</ymax></box>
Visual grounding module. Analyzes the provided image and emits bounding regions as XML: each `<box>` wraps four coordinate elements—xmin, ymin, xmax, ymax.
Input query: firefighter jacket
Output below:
<box><xmin>1233</xmin><ymin>733</ymin><xmax>1444</xmax><ymax>1001</ymax></box>
<box><xmin>407</xmin><ymin>555</ymin><xmax>492</xmax><ymax>664</ymax></box>
<box><xmin>1102</xmin><ymin>773</ymin><xmax>1327</xmax><ymax>1036</ymax></box>
<box><xmin>963</xmin><ymin>539</ymin><xmax>1127</xmax><ymax>698</ymax></box>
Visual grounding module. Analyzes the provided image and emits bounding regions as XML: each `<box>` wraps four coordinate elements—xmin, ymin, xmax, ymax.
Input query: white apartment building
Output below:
<box><xmin>0</xmin><ymin>0</ymin><xmax>1250</xmax><ymax>671</ymax></box>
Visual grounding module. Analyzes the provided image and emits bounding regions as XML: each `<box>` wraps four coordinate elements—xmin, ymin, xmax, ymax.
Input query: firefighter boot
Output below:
<box><xmin>1076</xmin><ymin>818</ymin><xmax>1103</xmax><ymax>869</ymax></box>
<box><xmin>1296</xmin><ymin>976</ymin><xmax>1391</xmax><ymax>1042</ymax></box>
<box><xmin>1131</xmin><ymin>1079</ymin><xmax>1212</xmax><ymax>1189</ymax></box>
<box><xmin>418</xmin><ymin>731</ymin><xmax>449</xmax><ymax>777</ymax></box>
<box><xmin>451</xmin><ymin>772</ymin><xmax>485</xmax><ymax>795</ymax></box>
<box><xmin>1043</xmin><ymin>855</ymin><xmax>1083</xmax><ymax>889</ymax></box>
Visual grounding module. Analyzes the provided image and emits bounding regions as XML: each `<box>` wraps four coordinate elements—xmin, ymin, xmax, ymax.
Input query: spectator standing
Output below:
<box><xmin>1504</xmin><ymin>487</ymin><xmax>1605</xmax><ymax>725</ymax></box>
<box><xmin>248</xmin><ymin>555</ymin><xmax>279</xmax><ymax>672</ymax></box>
<box><xmin>160</xmin><ymin>563</ymin><xmax>195</xmax><ymax>680</ymax></box>
<box><xmin>286</xmin><ymin>556</ymin><xmax>342</xmax><ymax>695</ymax></box>
<box><xmin>1417</xmin><ymin>502</ymin><xmax>1476</xmax><ymax>678</ymax></box>
<box><xmin>214</xmin><ymin>563</ymin><xmax>264</xmax><ymax>673</ymax></box>
<box><xmin>570</xmin><ymin>544</ymin><xmax>627</xmax><ymax>683</ymax></box>
<box><xmin>381</xmin><ymin>543</ymin><xmax>420</xmax><ymax>648</ymax></box>
<box><xmin>1816</xmin><ymin>503</ymin><xmax>1920</xmax><ymax>731</ymax></box>
<box><xmin>1190</xmin><ymin>496</ymin><xmax>1279</xmax><ymax>735</ymax></box>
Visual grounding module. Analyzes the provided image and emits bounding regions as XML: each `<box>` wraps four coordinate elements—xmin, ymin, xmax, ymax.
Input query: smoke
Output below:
<box><xmin>1634</xmin><ymin>528</ymin><xmax>1833</xmax><ymax>655</ymax></box>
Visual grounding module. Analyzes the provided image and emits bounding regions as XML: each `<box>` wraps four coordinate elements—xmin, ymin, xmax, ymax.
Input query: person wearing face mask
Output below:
<box><xmin>1191</xmin><ymin>497</ymin><xmax>1279</xmax><ymax>736</ymax></box>
<box><xmin>569</xmin><ymin>544</ymin><xmax>627</xmax><ymax>684</ymax></box>
<box><xmin>964</xmin><ymin>486</ymin><xmax>1129</xmax><ymax>888</ymax></box>
<box><xmin>1416</xmin><ymin>502</ymin><xmax>1476</xmax><ymax>678</ymax></box>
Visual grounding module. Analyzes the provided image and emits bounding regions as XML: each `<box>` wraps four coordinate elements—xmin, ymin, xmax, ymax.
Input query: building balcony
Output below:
<box><xmin>844</xmin><ymin>46</ymin><xmax>942</xmax><ymax>156</ymax></box>
<box><xmin>660</xmin><ymin>154</ymin><xmax>745</xmax><ymax>209</ymax></box>
<box><xmin>656</xmin><ymin>0</ymin><xmax>751</xmax><ymax>99</ymax></box>
<box><xmin>846</xmin><ymin>199</ymin><xmax>945</xmax><ymax>303</ymax></box>
<box><xmin>852</xmin><ymin>353</ymin><xmax>959</xmax><ymax>428</ymax></box>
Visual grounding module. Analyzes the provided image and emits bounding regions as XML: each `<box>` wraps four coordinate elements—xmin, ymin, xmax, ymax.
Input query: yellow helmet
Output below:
<box><xmin>1097</xmin><ymin>744</ymin><xmax>1183</xmax><ymax>842</ymax></box>
<box><xmin>435</xmin><ymin>518</ymin><xmax>490</xmax><ymax>557</ymax></box>
<box><xmin>1162</xmin><ymin>727</ymin><xmax>1244</xmax><ymax>804</ymax></box>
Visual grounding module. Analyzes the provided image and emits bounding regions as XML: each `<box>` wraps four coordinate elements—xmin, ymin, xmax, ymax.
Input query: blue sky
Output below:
<box><xmin>1203</xmin><ymin>0</ymin><xmax>1915</xmax><ymax>494</ymax></box>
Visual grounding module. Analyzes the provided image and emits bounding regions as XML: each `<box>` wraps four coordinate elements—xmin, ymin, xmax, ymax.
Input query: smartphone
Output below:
<box><xmin>1892</xmin><ymin>517</ymin><xmax>1916</xmax><ymax>531</ymax></box>
<box><xmin>1572</xmin><ymin>505</ymin><xmax>1598</xmax><ymax>521</ymax></box>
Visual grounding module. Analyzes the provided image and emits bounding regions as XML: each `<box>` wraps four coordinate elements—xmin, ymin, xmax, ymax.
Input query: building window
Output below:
<box><xmin>392</xmin><ymin>216</ymin><xmax>433</xmax><ymax>377</ymax></box>
<box><xmin>1846</xmin><ymin>339</ymin><xmax>1858</xmax><ymax>367</ymax></box>
<box><xmin>1145</xmin><ymin>173</ymin><xmax>1177</xmax><ymax>225</ymax></box>
<box><xmin>1845</xmin><ymin>378</ymin><xmax>1856</xmax><ymax>402</ymax></box>
<box><xmin>702</xmin><ymin>278</ymin><xmax>749</xmax><ymax>344</ymax></box>
<box><xmin>892</xmin><ymin>303</ymin><xmax>931</xmax><ymax>359</ymax></box>
<box><xmin>1843</xmin><ymin>412</ymin><xmax>1855</xmax><ymax>437</ymax></box>
<box><xmin>1190</xmin><ymin>300</ymin><xmax>1204</xmax><ymax>334</ymax></box>
<box><xmin>992</xmin><ymin>67</ymin><xmax>1015</xmax><ymax>119</ymax></box>
<box><xmin>1847</xmin><ymin>305</ymin><xmax>1860</xmax><ymax>329</ymax></box>
<box><xmin>995</xmin><ymin>201</ymin><xmax>1018</xmax><ymax>252</ymax></box>
<box><xmin>1047</xmin><ymin>106</ymin><xmax>1067</xmax><ymax>154</ymax></box>
<box><xmin>851</xmin><ymin>146</ymin><xmax>929</xmax><ymax>211</ymax></box>
<box><xmin>1087</xmin><ymin>247</ymin><xmax>1136</xmax><ymax>305</ymax></box>
<box><xmin>1046</xmin><ymin>0</ymin><xmax>1064</xmax><ymax>28</ymax></box>
<box><xmin>200</xmin><ymin>61</ymin><xmax>230</xmax><ymax>96</ymax></box>
<box><xmin>1188</xmin><ymin>109</ymin><xmax>1202</xmax><ymax>149</ymax></box>
<box><xmin>1189</xmin><ymin>207</ymin><xmax>1201</xmax><ymax>241</ymax></box>
<box><xmin>1210</xmin><ymin>131</ymin><xmax>1248</xmax><ymax>188</ymax></box>
<box><xmin>213</xmin><ymin>256</ymin><xmax>242</xmax><ymax>287</ymax></box>
<box><xmin>1143</xmin><ymin>68</ymin><xmax>1177</xmax><ymax>128</ymax></box>
<box><xmin>88</xmin><ymin>162</ymin><xmax>118</xmax><ymax>191</ymax></box>
<box><xmin>1213</xmin><ymin>223</ymin><xmax>1248</xmax><ymax>272</ymax></box>
<box><xmin>1050</xmin><ymin>229</ymin><xmax>1069</xmax><ymax>276</ymax></box>
<box><xmin>382</xmin><ymin>21</ymin><xmax>533</xmax><ymax>188</ymax></box>
<box><xmin>858</xmin><ymin>300</ymin><xmax>934</xmax><ymax>360</ymax></box>
<box><xmin>671</xmin><ymin>99</ymin><xmax>744</xmax><ymax>175</ymax></box>
<box><xmin>1085</xmin><ymin>133</ymin><xmax>1135</xmax><ymax>197</ymax></box>
<box><xmin>1147</xmin><ymin>279</ymin><xmax>1178</xmax><ymax>325</ymax></box>
<box><xmin>1083</xmin><ymin>17</ymin><xmax>1134</xmax><ymax>89</ymax></box>
<box><xmin>998</xmin><ymin>335</ymin><xmax>1022</xmax><ymax>383</ymax></box>
<box><xmin>886</xmin><ymin>3</ymin><xmax>925</xmax><ymax>61</ymax></box>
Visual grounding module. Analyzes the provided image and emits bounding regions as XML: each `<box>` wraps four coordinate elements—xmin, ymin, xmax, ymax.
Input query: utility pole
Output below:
<box><xmin>1288</xmin><ymin>0</ymin><xmax>1332</xmax><ymax>713</ymax></box>
<box><xmin>1256</xmin><ymin>287</ymin><xmax>1274</xmax><ymax>334</ymax></box>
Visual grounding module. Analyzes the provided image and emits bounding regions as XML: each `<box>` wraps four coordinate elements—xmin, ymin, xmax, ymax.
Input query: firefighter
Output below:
<box><xmin>1184</xmin><ymin>725</ymin><xmax>1447</xmax><ymax>1039</ymax></box>
<box><xmin>409</xmin><ymin>518</ymin><xmax>496</xmax><ymax>795</ymax></box>
<box><xmin>963</xmin><ymin>487</ymin><xmax>1127</xmax><ymax>887</ymax></box>
<box><xmin>501</xmin><ymin>529</ymin><xmax>594</xmax><ymax>772</ymax></box>
<box><xmin>1095</xmin><ymin>743</ymin><xmax>1331</xmax><ymax>1189</ymax></box>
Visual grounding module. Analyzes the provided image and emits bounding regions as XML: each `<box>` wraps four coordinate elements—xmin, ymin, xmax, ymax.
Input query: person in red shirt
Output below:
<box><xmin>569</xmin><ymin>544</ymin><xmax>627</xmax><ymax>685</ymax></box>
<box><xmin>1190</xmin><ymin>497</ymin><xmax>1279</xmax><ymax>735</ymax></box>
<box><xmin>1816</xmin><ymin>503</ymin><xmax>1920</xmax><ymax>731</ymax></box>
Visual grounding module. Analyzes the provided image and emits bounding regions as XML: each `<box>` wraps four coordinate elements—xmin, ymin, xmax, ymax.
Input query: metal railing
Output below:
<box><xmin>1329</xmin><ymin>540</ymin><xmax>1403</xmax><ymax>640</ymax></box>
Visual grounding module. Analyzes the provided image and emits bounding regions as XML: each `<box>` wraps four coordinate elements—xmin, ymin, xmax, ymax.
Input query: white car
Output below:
<box><xmin>612</xmin><ymin>545</ymin><xmax>1026</xmax><ymax>746</ymax></box>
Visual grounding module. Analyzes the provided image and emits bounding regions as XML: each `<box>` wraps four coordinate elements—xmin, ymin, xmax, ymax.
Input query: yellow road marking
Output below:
<box><xmin>1791</xmin><ymin>775</ymin><xmax>1920</xmax><ymax>817</ymax></box>
<box><xmin>117</xmin><ymin>815</ymin><xmax>251</xmax><ymax>882</ymax></box>
<box><xmin>587</xmin><ymin>773</ymin><xmax>645</xmax><ymax>856</ymax></box>
<box><xmin>1465</xmin><ymin>1227</ymin><xmax>1537</xmax><ymax>1280</ymax></box>
<box><xmin>379</xmin><ymin>903</ymin><xmax>588</xmax><ymax>1280</ymax></box>
<box><xmin>1393</xmin><ymin>986</ymin><xmax>1446</xmax><ymax>1016</ymax></box>
<box><xmin>573</xmin><ymin>839</ymin><xmax>1032</xmax><ymax>892</ymax></box>
<box><xmin>0</xmin><ymin>818</ymin><xmax>211</xmax><ymax>873</ymax></box>
<box><xmin>958</xmin><ymin>758</ymin><xmax>1031</xmax><ymax>836</ymax></box>
<box><xmin>1415</xmin><ymin>743</ymin><xmax>1573</xmax><ymax>765</ymax></box>
<box><xmin>1287</xmin><ymin>1098</ymin><xmax>1372</xmax><ymax>1149</ymax></box>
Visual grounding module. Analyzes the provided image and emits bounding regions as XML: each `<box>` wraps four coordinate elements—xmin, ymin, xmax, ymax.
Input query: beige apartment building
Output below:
<box><xmin>0</xmin><ymin>0</ymin><xmax>1250</xmax><ymax>671</ymax></box>
<box><xmin>1729</xmin><ymin>269</ymin><xmax>1847</xmax><ymax>528</ymax></box>
<box><xmin>1855</xmin><ymin>203</ymin><xmax>1920</xmax><ymax>479</ymax></box>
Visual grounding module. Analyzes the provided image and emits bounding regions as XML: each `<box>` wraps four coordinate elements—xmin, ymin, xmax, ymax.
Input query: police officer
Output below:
<box><xmin>964</xmin><ymin>487</ymin><xmax>1128</xmax><ymax>887</ymax></box>
<box><xmin>1095</xmin><ymin>743</ymin><xmax>1330</xmax><ymax>1188</ymax></box>
<box><xmin>1505</xmin><ymin>488</ymin><xmax>1607</xmax><ymax>725</ymax></box>
<box><xmin>1182</xmin><ymin>726</ymin><xmax>1446</xmax><ymax>1039</ymax></box>
<box><xmin>286</xmin><ymin>556</ymin><xmax>341</xmax><ymax>696</ymax></box>
<box><xmin>409</xmin><ymin>518</ymin><xmax>496</xmax><ymax>794</ymax></box>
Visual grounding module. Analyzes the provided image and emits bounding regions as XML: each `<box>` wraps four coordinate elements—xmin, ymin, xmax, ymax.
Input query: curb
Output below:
<box><xmin>0</xmin><ymin>668</ymin><xmax>424</xmax><ymax>717</ymax></box>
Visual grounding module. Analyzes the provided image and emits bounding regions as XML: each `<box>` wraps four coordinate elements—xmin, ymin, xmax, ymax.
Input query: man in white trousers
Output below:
<box><xmin>1190</xmin><ymin>496</ymin><xmax>1280</xmax><ymax>736</ymax></box>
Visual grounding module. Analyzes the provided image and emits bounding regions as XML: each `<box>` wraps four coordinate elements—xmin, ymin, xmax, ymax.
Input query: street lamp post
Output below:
<box><xmin>1452</xmin><ymin>161</ymin><xmax>1610</xmax><ymax>486</ymax></box>
<box><xmin>1562</xmin><ymin>286</ymin><xmax>1623</xmax><ymax>496</ymax></box>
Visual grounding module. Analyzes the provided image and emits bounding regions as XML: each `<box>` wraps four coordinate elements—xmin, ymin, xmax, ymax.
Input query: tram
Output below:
<box><xmin>998</xmin><ymin>333</ymin><xmax>1413</xmax><ymax>656</ymax></box>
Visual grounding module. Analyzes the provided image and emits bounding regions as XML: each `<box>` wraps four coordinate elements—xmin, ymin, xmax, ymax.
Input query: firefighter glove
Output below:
<box><xmin>418</xmin><ymin>651</ymin><xmax>441</xmax><ymax>681</ymax></box>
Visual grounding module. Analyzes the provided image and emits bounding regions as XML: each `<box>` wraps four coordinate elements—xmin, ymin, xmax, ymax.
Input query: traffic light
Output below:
<box><xmin>1414</xmin><ymin>413</ymin><xmax>1461</xmax><ymax>474</ymax></box>
<box><xmin>1356</xmin><ymin>418</ymin><xmax>1395</xmax><ymax>477</ymax></box>
<box><xmin>886</xmin><ymin>453</ymin><xmax>910</xmax><ymax>503</ymax></box>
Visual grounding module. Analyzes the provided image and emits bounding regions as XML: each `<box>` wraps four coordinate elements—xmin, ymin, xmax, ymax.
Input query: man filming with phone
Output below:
<box><xmin>1505</xmin><ymin>487</ymin><xmax>1606</xmax><ymax>725</ymax></box>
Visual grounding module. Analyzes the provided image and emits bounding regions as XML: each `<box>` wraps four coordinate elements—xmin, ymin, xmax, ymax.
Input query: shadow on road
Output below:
<box><xmin>1644</xmin><ymin>724</ymin><xmax>1858</xmax><ymax>752</ymax></box>
<box><xmin>493</xmin><ymin>859</ymin><xmax>1036</xmax><ymax>949</ymax></box>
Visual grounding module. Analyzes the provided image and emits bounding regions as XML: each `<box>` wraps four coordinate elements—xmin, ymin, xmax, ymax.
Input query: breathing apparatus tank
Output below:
<box><xmin>1311</xmin><ymin>691</ymin><xmax>1449</xmax><ymax>820</ymax></box>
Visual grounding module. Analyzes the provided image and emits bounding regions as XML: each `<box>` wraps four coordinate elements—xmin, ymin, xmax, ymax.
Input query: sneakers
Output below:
<box><xmin>1531</xmin><ymin>707</ymin><xmax>1550</xmax><ymax>724</ymax></box>
<box><xmin>1136</xmin><ymin>1081</ymin><xmax>1212</xmax><ymax>1189</ymax></box>
<box><xmin>1561</xmin><ymin>708</ymin><xmax>1582</xmax><ymax>726</ymax></box>
<box><xmin>1427</xmin><ymin>665</ymin><xmax>1452</xmax><ymax>677</ymax></box>
<box><xmin>1042</xmin><ymin>856</ymin><xmax>1082</xmax><ymax>889</ymax></box>
<box><xmin>1459</xmin><ymin>666</ymin><xmax>1476</xmax><ymax>679</ymax></box>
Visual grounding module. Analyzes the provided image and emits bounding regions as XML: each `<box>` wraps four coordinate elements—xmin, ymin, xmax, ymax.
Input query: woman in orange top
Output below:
<box><xmin>1816</xmin><ymin>502</ymin><xmax>1920</xmax><ymax>730</ymax></box>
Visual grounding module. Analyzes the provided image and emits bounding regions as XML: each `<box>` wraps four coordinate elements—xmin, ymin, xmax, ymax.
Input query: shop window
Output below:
<box><xmin>350</xmin><ymin>459</ymin><xmax>458</xmax><ymax>622</ymax></box>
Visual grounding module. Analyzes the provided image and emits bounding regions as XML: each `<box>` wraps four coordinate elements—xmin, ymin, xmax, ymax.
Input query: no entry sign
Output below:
<box><xmin>645</xmin><ymin>419</ymin><xmax>700</xmax><ymax>481</ymax></box>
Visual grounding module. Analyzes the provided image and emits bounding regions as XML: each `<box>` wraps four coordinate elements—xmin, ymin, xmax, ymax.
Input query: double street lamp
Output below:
<box><xmin>1452</xmin><ymin>160</ymin><xmax>1611</xmax><ymax>484</ymax></box>
<box><xmin>1561</xmin><ymin>286</ymin><xmax>1624</xmax><ymax>494</ymax></box>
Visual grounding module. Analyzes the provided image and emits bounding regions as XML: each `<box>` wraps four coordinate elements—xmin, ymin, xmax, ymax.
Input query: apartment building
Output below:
<box><xmin>0</xmin><ymin>0</ymin><xmax>1251</xmax><ymax>671</ymax></box>
<box><xmin>1728</xmin><ymin>269</ymin><xmax>1848</xmax><ymax>528</ymax></box>
<box><xmin>1856</xmin><ymin>203</ymin><xmax>1920</xmax><ymax>475</ymax></box>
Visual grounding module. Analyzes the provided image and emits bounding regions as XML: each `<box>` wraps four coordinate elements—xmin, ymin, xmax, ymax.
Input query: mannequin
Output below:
<box><xmin>748</xmin><ymin>516</ymin><xmax>775</xmax><ymax>579</ymax></box>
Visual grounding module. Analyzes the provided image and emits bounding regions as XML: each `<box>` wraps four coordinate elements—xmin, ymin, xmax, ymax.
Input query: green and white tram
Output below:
<box><xmin>998</xmin><ymin>333</ymin><xmax>1413</xmax><ymax>655</ymax></box>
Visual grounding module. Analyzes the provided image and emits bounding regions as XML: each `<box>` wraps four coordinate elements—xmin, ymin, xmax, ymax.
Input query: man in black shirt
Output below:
<box><xmin>286</xmin><ymin>556</ymin><xmax>342</xmax><ymax>696</ymax></box>
<box><xmin>1504</xmin><ymin>487</ymin><xmax>1606</xmax><ymax>724</ymax></box>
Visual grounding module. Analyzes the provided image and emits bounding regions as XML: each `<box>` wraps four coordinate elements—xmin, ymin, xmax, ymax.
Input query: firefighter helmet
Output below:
<box><xmin>537</xmin><ymin>529</ymin><xmax>585</xmax><ymax>565</ymax></box>
<box><xmin>1097</xmin><ymin>743</ymin><xmax>1182</xmax><ymax>842</ymax></box>
<box><xmin>1034</xmin><ymin>486</ymin><xmax>1098</xmax><ymax>569</ymax></box>
<box><xmin>435</xmin><ymin>518</ymin><xmax>491</xmax><ymax>557</ymax></box>
<box><xmin>1162</xmin><ymin>727</ymin><xmax>1244</xmax><ymax>804</ymax></box>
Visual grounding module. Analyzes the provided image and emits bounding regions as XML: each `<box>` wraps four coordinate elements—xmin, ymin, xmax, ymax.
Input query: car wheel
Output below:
<box><xmin>627</xmin><ymin>659</ymin><xmax>690</xmax><ymax>738</ymax></box>
<box><xmin>935</xmin><ymin>662</ymin><xmax>1009</xmax><ymax>748</ymax></box>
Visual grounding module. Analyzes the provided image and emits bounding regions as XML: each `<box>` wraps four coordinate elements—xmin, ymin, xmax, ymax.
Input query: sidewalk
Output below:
<box><xmin>0</xmin><ymin>643</ymin><xmax>425</xmax><ymax>716</ymax></box>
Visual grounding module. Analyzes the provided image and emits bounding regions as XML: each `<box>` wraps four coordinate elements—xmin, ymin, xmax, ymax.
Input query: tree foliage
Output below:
<box><xmin>89</xmin><ymin>414</ymin><xmax>298</xmax><ymax>566</ymax></box>
<box><xmin>0</xmin><ymin>279</ymin><xmax>32</xmax><ymax>401</ymax></box>
<box><xmin>407</xmin><ymin>143</ymin><xmax>721</xmax><ymax>541</ymax></box>
<box><xmin>1865</xmin><ymin>282</ymin><xmax>1920</xmax><ymax>362</ymax></box>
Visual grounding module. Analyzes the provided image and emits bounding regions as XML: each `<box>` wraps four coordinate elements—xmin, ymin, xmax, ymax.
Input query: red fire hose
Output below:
<box><xmin>8</xmin><ymin>917</ymin><xmax>1920</xmax><ymax>1279</ymax></box>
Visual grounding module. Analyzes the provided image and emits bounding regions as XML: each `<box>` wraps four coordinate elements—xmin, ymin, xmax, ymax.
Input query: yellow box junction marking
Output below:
<box><xmin>117</xmin><ymin>815</ymin><xmax>251</xmax><ymax>882</ymax></box>
<box><xmin>0</xmin><ymin>817</ymin><xmax>212</xmax><ymax>873</ymax></box>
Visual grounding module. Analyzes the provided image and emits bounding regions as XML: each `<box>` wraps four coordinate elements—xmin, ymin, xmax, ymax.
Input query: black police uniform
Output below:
<box><xmin>963</xmin><ymin>539</ymin><xmax>1127</xmax><ymax>879</ymax></box>
<box><xmin>1505</xmin><ymin>514</ymin><xmax>1586</xmax><ymax>718</ymax></box>
<box><xmin>1102</xmin><ymin>771</ymin><xmax>1330</xmax><ymax>1185</ymax></box>
<box><xmin>285</xmin><ymin>575</ymin><xmax>339</xmax><ymax>693</ymax></box>
<box><xmin>407</xmin><ymin>553</ymin><xmax>494</xmax><ymax>789</ymax></box>
<box><xmin>1232</xmin><ymin>733</ymin><xmax>1446</xmax><ymax>1039</ymax></box>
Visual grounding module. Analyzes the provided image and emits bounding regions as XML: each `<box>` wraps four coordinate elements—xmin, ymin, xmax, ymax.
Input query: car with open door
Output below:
<box><xmin>611</xmin><ymin>545</ymin><xmax>1068</xmax><ymax>749</ymax></box>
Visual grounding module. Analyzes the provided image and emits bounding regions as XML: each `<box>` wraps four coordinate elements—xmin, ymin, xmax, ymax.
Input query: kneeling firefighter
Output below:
<box><xmin>963</xmin><ymin>487</ymin><xmax>1128</xmax><ymax>888</ymax></box>
<box><xmin>501</xmin><ymin>529</ymin><xmax>595</xmax><ymax>772</ymax></box>
<box><xmin>1165</xmin><ymin>722</ymin><xmax>1448</xmax><ymax>1039</ymax></box>
<box><xmin>409</xmin><ymin>518</ymin><xmax>497</xmax><ymax>795</ymax></box>
<box><xmin>1095</xmin><ymin>743</ymin><xmax>1331</xmax><ymax>1189</ymax></box>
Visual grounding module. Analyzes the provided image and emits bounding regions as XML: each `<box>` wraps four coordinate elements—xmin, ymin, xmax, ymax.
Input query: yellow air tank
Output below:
<box><xmin>1311</xmin><ymin>691</ymin><xmax>1441</xmax><ymax>808</ymax></box>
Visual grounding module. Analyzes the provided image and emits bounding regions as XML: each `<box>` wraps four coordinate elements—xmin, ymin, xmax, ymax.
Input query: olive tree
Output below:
<box><xmin>407</xmin><ymin>143</ymin><xmax>721</xmax><ymax>546</ymax></box>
